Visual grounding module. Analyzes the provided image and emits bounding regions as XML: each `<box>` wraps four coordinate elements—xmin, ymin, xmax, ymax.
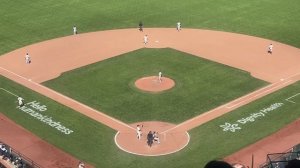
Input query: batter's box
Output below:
<box><xmin>285</xmin><ymin>93</ymin><xmax>300</xmax><ymax>103</ymax></box>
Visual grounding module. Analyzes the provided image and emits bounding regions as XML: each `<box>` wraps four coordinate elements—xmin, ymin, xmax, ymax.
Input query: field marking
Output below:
<box><xmin>161</xmin><ymin>79</ymin><xmax>295</xmax><ymax>134</ymax></box>
<box><xmin>251</xmin><ymin>80</ymin><xmax>293</xmax><ymax>99</ymax></box>
<box><xmin>114</xmin><ymin>131</ymin><xmax>190</xmax><ymax>156</ymax></box>
<box><xmin>1</xmin><ymin>28</ymin><xmax>300</xmax><ymax>159</ymax></box>
<box><xmin>38</xmin><ymin>84</ymin><xmax>136</xmax><ymax>131</ymax></box>
<box><xmin>0</xmin><ymin>66</ymin><xmax>135</xmax><ymax>131</ymax></box>
<box><xmin>227</xmin><ymin>80</ymin><xmax>293</xmax><ymax>109</ymax></box>
<box><xmin>226</xmin><ymin>84</ymin><xmax>276</xmax><ymax>109</ymax></box>
<box><xmin>226</xmin><ymin>84</ymin><xmax>275</xmax><ymax>105</ymax></box>
<box><xmin>284</xmin><ymin>71</ymin><xmax>300</xmax><ymax>81</ymax></box>
<box><xmin>285</xmin><ymin>93</ymin><xmax>300</xmax><ymax>104</ymax></box>
<box><xmin>0</xmin><ymin>88</ymin><xmax>19</xmax><ymax>97</ymax></box>
<box><xmin>160</xmin><ymin>104</ymin><xmax>227</xmax><ymax>134</ymax></box>
<box><xmin>2</xmin><ymin>58</ymin><xmax>300</xmax><ymax>153</ymax></box>
<box><xmin>0</xmin><ymin>66</ymin><xmax>29</xmax><ymax>81</ymax></box>
<box><xmin>2</xmin><ymin>63</ymin><xmax>300</xmax><ymax>135</ymax></box>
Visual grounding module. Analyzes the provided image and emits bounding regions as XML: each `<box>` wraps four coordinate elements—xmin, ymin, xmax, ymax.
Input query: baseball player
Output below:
<box><xmin>147</xmin><ymin>131</ymin><xmax>154</xmax><ymax>147</ymax></box>
<box><xmin>176</xmin><ymin>22</ymin><xmax>181</xmax><ymax>31</ymax></box>
<box><xmin>139</xmin><ymin>21</ymin><xmax>143</xmax><ymax>32</ymax></box>
<box><xmin>136</xmin><ymin>125</ymin><xmax>143</xmax><ymax>140</ymax></box>
<box><xmin>158</xmin><ymin>71</ymin><xmax>162</xmax><ymax>83</ymax></box>
<box><xmin>78</xmin><ymin>161</ymin><xmax>85</xmax><ymax>168</ymax></box>
<box><xmin>153</xmin><ymin>131</ymin><xmax>160</xmax><ymax>144</ymax></box>
<box><xmin>25</xmin><ymin>53</ymin><xmax>31</xmax><ymax>64</ymax></box>
<box><xmin>268</xmin><ymin>44</ymin><xmax>273</xmax><ymax>54</ymax></box>
<box><xmin>144</xmin><ymin>35</ymin><xmax>148</xmax><ymax>45</ymax></box>
<box><xmin>73</xmin><ymin>26</ymin><xmax>77</xmax><ymax>35</ymax></box>
<box><xmin>17</xmin><ymin>97</ymin><xmax>24</xmax><ymax>107</ymax></box>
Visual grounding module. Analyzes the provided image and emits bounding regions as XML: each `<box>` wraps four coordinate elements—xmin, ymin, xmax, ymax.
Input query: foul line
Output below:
<box><xmin>161</xmin><ymin>78</ymin><xmax>296</xmax><ymax>134</ymax></box>
<box><xmin>2</xmin><ymin>66</ymin><xmax>300</xmax><ymax>136</ymax></box>
<box><xmin>285</xmin><ymin>93</ymin><xmax>300</xmax><ymax>104</ymax></box>
<box><xmin>227</xmin><ymin>80</ymin><xmax>293</xmax><ymax>109</ymax></box>
<box><xmin>283</xmin><ymin>71</ymin><xmax>300</xmax><ymax>81</ymax></box>
<box><xmin>226</xmin><ymin>84</ymin><xmax>275</xmax><ymax>109</ymax></box>
<box><xmin>161</xmin><ymin>70</ymin><xmax>300</xmax><ymax>134</ymax></box>
<box><xmin>0</xmin><ymin>66</ymin><xmax>135</xmax><ymax>131</ymax></box>
<box><xmin>160</xmin><ymin>104</ymin><xmax>227</xmax><ymax>134</ymax></box>
<box><xmin>0</xmin><ymin>67</ymin><xmax>29</xmax><ymax>81</ymax></box>
<box><xmin>0</xmin><ymin>88</ymin><xmax>19</xmax><ymax>97</ymax></box>
<box><xmin>227</xmin><ymin>84</ymin><xmax>274</xmax><ymax>104</ymax></box>
<box><xmin>252</xmin><ymin>80</ymin><xmax>293</xmax><ymax>98</ymax></box>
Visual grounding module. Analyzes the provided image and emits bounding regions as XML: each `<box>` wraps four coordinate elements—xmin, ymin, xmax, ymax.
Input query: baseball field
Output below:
<box><xmin>1</xmin><ymin>1</ymin><xmax>300</xmax><ymax>168</ymax></box>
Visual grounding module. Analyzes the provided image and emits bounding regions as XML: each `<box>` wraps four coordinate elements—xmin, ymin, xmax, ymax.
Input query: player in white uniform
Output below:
<box><xmin>176</xmin><ymin>22</ymin><xmax>181</xmax><ymax>31</ymax></box>
<box><xmin>73</xmin><ymin>26</ymin><xmax>77</xmax><ymax>35</ymax></box>
<box><xmin>78</xmin><ymin>161</ymin><xmax>85</xmax><ymax>168</ymax></box>
<box><xmin>136</xmin><ymin>125</ymin><xmax>142</xmax><ymax>140</ymax></box>
<box><xmin>17</xmin><ymin>97</ymin><xmax>24</xmax><ymax>107</ymax></box>
<box><xmin>268</xmin><ymin>44</ymin><xmax>273</xmax><ymax>54</ymax></box>
<box><xmin>144</xmin><ymin>35</ymin><xmax>148</xmax><ymax>45</ymax></box>
<box><xmin>153</xmin><ymin>132</ymin><xmax>160</xmax><ymax>144</ymax></box>
<box><xmin>25</xmin><ymin>53</ymin><xmax>31</xmax><ymax>64</ymax></box>
<box><xmin>158</xmin><ymin>71</ymin><xmax>162</xmax><ymax>83</ymax></box>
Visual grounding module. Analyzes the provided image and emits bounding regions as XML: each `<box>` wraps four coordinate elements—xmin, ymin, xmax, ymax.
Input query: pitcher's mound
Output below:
<box><xmin>115</xmin><ymin>121</ymin><xmax>190</xmax><ymax>156</ymax></box>
<box><xmin>135</xmin><ymin>76</ymin><xmax>175</xmax><ymax>92</ymax></box>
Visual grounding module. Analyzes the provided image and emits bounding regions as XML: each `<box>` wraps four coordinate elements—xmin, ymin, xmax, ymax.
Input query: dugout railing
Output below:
<box><xmin>0</xmin><ymin>140</ymin><xmax>42</xmax><ymax>168</ymax></box>
<box><xmin>259</xmin><ymin>144</ymin><xmax>300</xmax><ymax>168</ymax></box>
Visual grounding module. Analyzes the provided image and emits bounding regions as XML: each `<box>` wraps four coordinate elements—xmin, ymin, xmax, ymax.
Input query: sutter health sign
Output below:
<box><xmin>17</xmin><ymin>100</ymin><xmax>74</xmax><ymax>135</ymax></box>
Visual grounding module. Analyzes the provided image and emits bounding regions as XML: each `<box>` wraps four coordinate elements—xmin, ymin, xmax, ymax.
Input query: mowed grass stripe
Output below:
<box><xmin>1</xmin><ymin>0</ymin><xmax>300</xmax><ymax>56</ymax></box>
<box><xmin>1</xmin><ymin>76</ymin><xmax>300</xmax><ymax>168</ymax></box>
<box><xmin>1</xmin><ymin>1</ymin><xmax>300</xmax><ymax>167</ymax></box>
<box><xmin>43</xmin><ymin>48</ymin><xmax>268</xmax><ymax>123</ymax></box>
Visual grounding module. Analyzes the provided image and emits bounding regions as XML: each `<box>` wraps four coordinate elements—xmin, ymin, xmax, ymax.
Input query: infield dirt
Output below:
<box><xmin>1</xmin><ymin>28</ymin><xmax>300</xmax><ymax>167</ymax></box>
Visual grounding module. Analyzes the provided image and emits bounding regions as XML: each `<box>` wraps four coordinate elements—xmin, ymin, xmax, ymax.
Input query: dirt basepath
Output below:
<box><xmin>1</xmin><ymin>28</ymin><xmax>300</xmax><ymax>165</ymax></box>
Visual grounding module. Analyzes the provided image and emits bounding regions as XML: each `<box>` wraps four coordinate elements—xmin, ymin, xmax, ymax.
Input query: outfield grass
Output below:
<box><xmin>1</xmin><ymin>1</ymin><xmax>300</xmax><ymax>167</ymax></box>
<box><xmin>0</xmin><ymin>0</ymin><xmax>300</xmax><ymax>56</ymax></box>
<box><xmin>43</xmin><ymin>48</ymin><xmax>267</xmax><ymax>123</ymax></box>
<box><xmin>2</xmin><ymin>76</ymin><xmax>300</xmax><ymax>168</ymax></box>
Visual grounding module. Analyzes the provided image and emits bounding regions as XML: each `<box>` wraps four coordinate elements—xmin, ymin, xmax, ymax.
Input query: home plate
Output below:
<box><xmin>155</xmin><ymin>40</ymin><xmax>159</xmax><ymax>43</ymax></box>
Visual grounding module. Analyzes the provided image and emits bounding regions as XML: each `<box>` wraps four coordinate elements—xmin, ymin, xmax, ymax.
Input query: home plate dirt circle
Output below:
<box><xmin>114</xmin><ymin>121</ymin><xmax>190</xmax><ymax>156</ymax></box>
<box><xmin>135</xmin><ymin>76</ymin><xmax>175</xmax><ymax>92</ymax></box>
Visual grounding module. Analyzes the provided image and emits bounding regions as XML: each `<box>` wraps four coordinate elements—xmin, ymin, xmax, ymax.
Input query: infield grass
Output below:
<box><xmin>1</xmin><ymin>0</ymin><xmax>300</xmax><ymax>56</ymax></box>
<box><xmin>43</xmin><ymin>48</ymin><xmax>267</xmax><ymax>123</ymax></box>
<box><xmin>2</xmin><ymin>76</ymin><xmax>300</xmax><ymax>168</ymax></box>
<box><xmin>1</xmin><ymin>0</ymin><xmax>300</xmax><ymax>167</ymax></box>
